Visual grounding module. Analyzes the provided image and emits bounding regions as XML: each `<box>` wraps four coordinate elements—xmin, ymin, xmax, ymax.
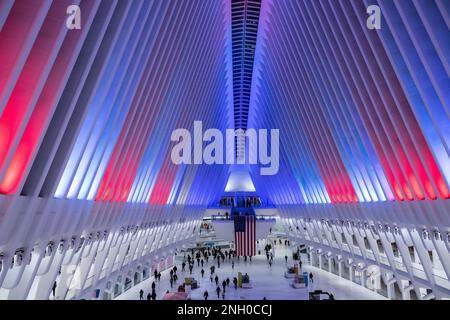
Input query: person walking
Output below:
<box><xmin>154</xmin><ymin>269</ymin><xmax>158</xmax><ymax>280</ymax></box>
<box><xmin>216</xmin><ymin>286</ymin><xmax>221</xmax><ymax>299</ymax></box>
<box><xmin>285</xmin><ymin>255</ymin><xmax>288</xmax><ymax>263</ymax></box>
<box><xmin>210</xmin><ymin>275</ymin><xmax>213</xmax><ymax>283</ymax></box>
<box><xmin>158</xmin><ymin>272</ymin><xmax>161</xmax><ymax>281</ymax></box>
<box><xmin>152</xmin><ymin>281</ymin><xmax>156</xmax><ymax>291</ymax></box>
<box><xmin>309</xmin><ymin>272</ymin><xmax>314</xmax><ymax>283</ymax></box>
<box><xmin>231</xmin><ymin>261</ymin><xmax>234</xmax><ymax>269</ymax></box>
<box><xmin>151</xmin><ymin>289</ymin><xmax>156</xmax><ymax>300</ymax></box>
<box><xmin>201</xmin><ymin>268</ymin><xmax>205</xmax><ymax>278</ymax></box>
<box><xmin>182</xmin><ymin>261</ymin><xmax>186</xmax><ymax>272</ymax></box>
<box><xmin>203</xmin><ymin>290</ymin><xmax>209</xmax><ymax>301</ymax></box>
<box><xmin>147</xmin><ymin>292</ymin><xmax>151</xmax><ymax>300</ymax></box>
<box><xmin>139</xmin><ymin>289</ymin><xmax>144</xmax><ymax>300</ymax></box>
<box><xmin>233</xmin><ymin>277</ymin><xmax>238</xmax><ymax>290</ymax></box>
<box><xmin>201</xmin><ymin>259</ymin><xmax>204</xmax><ymax>268</ymax></box>
<box><xmin>226</xmin><ymin>278</ymin><xmax>230</xmax><ymax>287</ymax></box>
<box><xmin>189</xmin><ymin>264</ymin><xmax>193</xmax><ymax>275</ymax></box>
<box><xmin>170</xmin><ymin>276</ymin><xmax>174</xmax><ymax>288</ymax></box>
<box><xmin>215</xmin><ymin>275</ymin><xmax>219</xmax><ymax>286</ymax></box>
<box><xmin>222</xmin><ymin>280</ymin><xmax>226</xmax><ymax>292</ymax></box>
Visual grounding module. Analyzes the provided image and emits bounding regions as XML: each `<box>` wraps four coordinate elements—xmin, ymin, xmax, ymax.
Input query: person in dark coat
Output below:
<box><xmin>222</xmin><ymin>280</ymin><xmax>226</xmax><ymax>292</ymax></box>
<box><xmin>201</xmin><ymin>268</ymin><xmax>205</xmax><ymax>278</ymax></box>
<box><xmin>182</xmin><ymin>261</ymin><xmax>186</xmax><ymax>271</ymax></box>
<box><xmin>215</xmin><ymin>275</ymin><xmax>219</xmax><ymax>286</ymax></box>
<box><xmin>139</xmin><ymin>289</ymin><xmax>144</xmax><ymax>300</ymax></box>
<box><xmin>233</xmin><ymin>277</ymin><xmax>238</xmax><ymax>290</ymax></box>
<box><xmin>147</xmin><ymin>293</ymin><xmax>151</xmax><ymax>300</ymax></box>
<box><xmin>203</xmin><ymin>290</ymin><xmax>209</xmax><ymax>300</ymax></box>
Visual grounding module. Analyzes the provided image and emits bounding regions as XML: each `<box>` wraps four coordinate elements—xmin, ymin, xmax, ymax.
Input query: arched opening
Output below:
<box><xmin>133</xmin><ymin>272</ymin><xmax>141</xmax><ymax>285</ymax></box>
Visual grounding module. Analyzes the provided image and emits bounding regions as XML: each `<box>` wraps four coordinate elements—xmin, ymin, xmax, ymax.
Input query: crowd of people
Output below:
<box><xmin>185</xmin><ymin>247</ymin><xmax>241</xmax><ymax>300</ymax></box>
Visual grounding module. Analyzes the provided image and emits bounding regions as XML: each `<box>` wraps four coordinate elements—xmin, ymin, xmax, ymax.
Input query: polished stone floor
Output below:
<box><xmin>116</xmin><ymin>244</ymin><xmax>386</xmax><ymax>300</ymax></box>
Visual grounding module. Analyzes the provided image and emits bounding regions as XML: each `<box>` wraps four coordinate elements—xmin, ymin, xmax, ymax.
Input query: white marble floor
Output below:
<box><xmin>115</xmin><ymin>246</ymin><xmax>386</xmax><ymax>300</ymax></box>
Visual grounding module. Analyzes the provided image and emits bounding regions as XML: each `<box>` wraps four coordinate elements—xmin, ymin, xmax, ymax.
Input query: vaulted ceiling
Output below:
<box><xmin>249</xmin><ymin>0</ymin><xmax>450</xmax><ymax>205</ymax></box>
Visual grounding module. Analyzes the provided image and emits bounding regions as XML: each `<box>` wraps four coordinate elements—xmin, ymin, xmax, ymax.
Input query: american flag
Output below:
<box><xmin>234</xmin><ymin>215</ymin><xmax>256</xmax><ymax>256</ymax></box>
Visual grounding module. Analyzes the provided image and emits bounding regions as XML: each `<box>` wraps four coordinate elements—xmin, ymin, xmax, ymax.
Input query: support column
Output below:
<box><xmin>318</xmin><ymin>254</ymin><xmax>323</xmax><ymax>270</ymax></box>
<box><xmin>328</xmin><ymin>257</ymin><xmax>332</xmax><ymax>273</ymax></box>
<box><xmin>386</xmin><ymin>275</ymin><xmax>396</xmax><ymax>300</ymax></box>
<box><xmin>338</xmin><ymin>261</ymin><xmax>343</xmax><ymax>277</ymax></box>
